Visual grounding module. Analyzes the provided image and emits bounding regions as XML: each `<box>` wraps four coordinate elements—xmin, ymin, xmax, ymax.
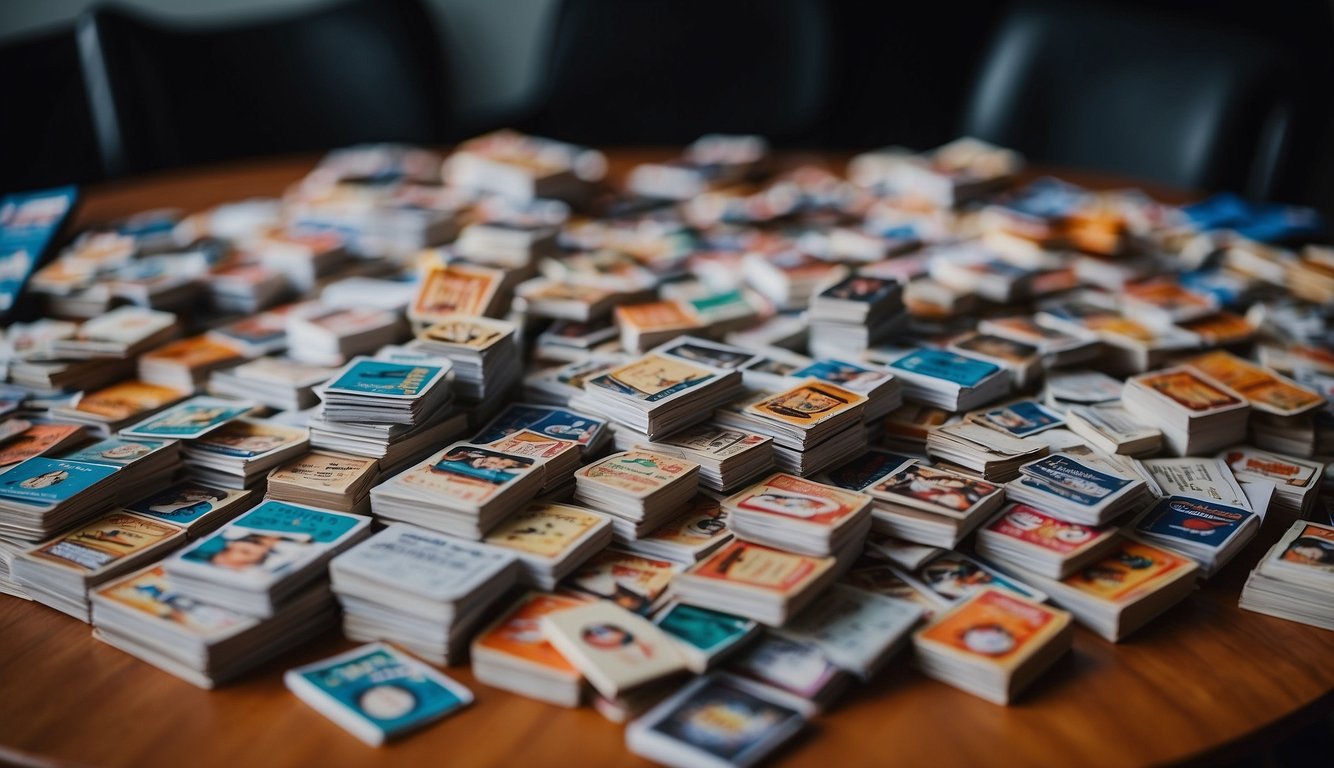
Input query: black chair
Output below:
<box><xmin>961</xmin><ymin>0</ymin><xmax>1298</xmax><ymax>196</ymax></box>
<box><xmin>0</xmin><ymin>26</ymin><xmax>103</xmax><ymax>194</ymax></box>
<box><xmin>77</xmin><ymin>0</ymin><xmax>452</xmax><ymax>178</ymax></box>
<box><xmin>526</xmin><ymin>0</ymin><xmax>832</xmax><ymax>146</ymax></box>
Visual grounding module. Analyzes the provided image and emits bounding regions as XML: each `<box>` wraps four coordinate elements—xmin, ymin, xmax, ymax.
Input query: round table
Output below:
<box><xmin>2</xmin><ymin>152</ymin><xmax>1331</xmax><ymax>768</ymax></box>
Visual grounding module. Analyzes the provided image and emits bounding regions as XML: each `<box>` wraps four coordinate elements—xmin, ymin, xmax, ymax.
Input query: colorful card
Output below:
<box><xmin>26</xmin><ymin>511</ymin><xmax>182</xmax><ymax>573</ymax></box>
<box><xmin>585</xmin><ymin>355</ymin><xmax>717</xmax><ymax>404</ymax></box>
<box><xmin>127</xmin><ymin>482</ymin><xmax>248</xmax><ymax>527</ymax></box>
<box><xmin>648</xmin><ymin>423</ymin><xmax>771</xmax><ymax>461</ymax></box>
<box><xmin>398</xmin><ymin>443</ymin><xmax>540</xmax><ymax>505</ymax></box>
<box><xmin>914</xmin><ymin>552</ymin><xmax>1044</xmax><ymax>603</ymax></box>
<box><xmin>744</xmin><ymin>380</ymin><xmax>866</xmax><ymax>426</ymax></box>
<box><xmin>410</xmin><ymin>263</ymin><xmax>501</xmax><ymax>321</ymax></box>
<box><xmin>1135</xmin><ymin>496</ymin><xmax>1254</xmax><ymax>550</ymax></box>
<box><xmin>576</xmin><ymin>450</ymin><xmax>698</xmax><ymax>499</ymax></box>
<box><xmin>189</xmin><ymin>419</ymin><xmax>308</xmax><ymax>460</ymax></box>
<box><xmin>474</xmin><ymin>404</ymin><xmax>608</xmax><ymax>449</ymax></box>
<box><xmin>1186</xmin><ymin>350</ymin><xmax>1323</xmax><ymax>417</ymax></box>
<box><xmin>69</xmin><ymin>380</ymin><xmax>185</xmax><ymax>423</ymax></box>
<box><xmin>916</xmin><ymin>588</ymin><xmax>1067</xmax><ymax>667</ymax></box>
<box><xmin>632</xmin><ymin>675</ymin><xmax>804</xmax><ymax>764</ymax></box>
<box><xmin>951</xmin><ymin>333</ymin><xmax>1039</xmax><ymax>365</ymax></box>
<box><xmin>819</xmin><ymin>449</ymin><xmax>916</xmax><ymax>492</ymax></box>
<box><xmin>974</xmin><ymin>401</ymin><xmax>1063</xmax><ymax>437</ymax></box>
<box><xmin>869</xmin><ymin>462</ymin><xmax>1002</xmax><ymax>518</ymax></box>
<box><xmin>890</xmin><ymin>349</ymin><xmax>1000</xmax><ymax>388</ymax></box>
<box><xmin>1016</xmin><ymin>454</ymin><xmax>1133</xmax><ymax>507</ymax></box>
<box><xmin>789</xmin><ymin>359</ymin><xmax>894</xmax><ymax>396</ymax></box>
<box><xmin>121</xmin><ymin>397</ymin><xmax>253</xmax><ymax>440</ymax></box>
<box><xmin>656</xmin><ymin>337</ymin><xmax>758</xmax><ymax>371</ymax></box>
<box><xmin>484</xmin><ymin>503</ymin><xmax>608</xmax><ymax>560</ymax></box>
<box><xmin>541</xmin><ymin>601</ymin><xmax>687</xmax><ymax>697</ymax></box>
<box><xmin>561</xmin><ymin>549</ymin><xmax>678</xmax><ymax>615</ymax></box>
<box><xmin>728</xmin><ymin>473</ymin><xmax>869</xmax><ymax>528</ymax></box>
<box><xmin>1219</xmin><ymin>447</ymin><xmax>1320</xmax><ymax>490</ymax></box>
<box><xmin>1129</xmin><ymin>368</ymin><xmax>1244</xmax><ymax>414</ymax></box>
<box><xmin>472</xmin><ymin>591</ymin><xmax>585</xmax><ymax>674</ymax></box>
<box><xmin>0</xmin><ymin>457</ymin><xmax>117</xmax><ymax>506</ymax></box>
<box><xmin>1062</xmin><ymin>540</ymin><xmax>1197</xmax><ymax>602</ymax></box>
<box><xmin>483</xmin><ymin>429</ymin><xmax>578</xmax><ymax>462</ymax></box>
<box><xmin>656</xmin><ymin>603</ymin><xmax>756</xmax><ymax>656</ymax></box>
<box><xmin>1264</xmin><ymin>521</ymin><xmax>1334</xmax><ymax>575</ymax></box>
<box><xmin>61</xmin><ymin>437</ymin><xmax>170</xmax><ymax>467</ymax></box>
<box><xmin>0</xmin><ymin>424</ymin><xmax>84</xmax><ymax>467</ymax></box>
<box><xmin>982</xmin><ymin>504</ymin><xmax>1114</xmax><ymax>556</ymax></box>
<box><xmin>93</xmin><ymin>565</ymin><xmax>255</xmax><ymax>640</ymax></box>
<box><xmin>684</xmin><ymin>540</ymin><xmax>833</xmax><ymax>597</ymax></box>
<box><xmin>639</xmin><ymin>495</ymin><xmax>730</xmax><ymax>551</ymax></box>
<box><xmin>324</xmin><ymin>357</ymin><xmax>448</xmax><ymax>400</ymax></box>
<box><xmin>418</xmin><ymin>315</ymin><xmax>514</xmax><ymax>351</ymax></box>
<box><xmin>268</xmin><ymin>451</ymin><xmax>377</xmax><ymax>493</ymax></box>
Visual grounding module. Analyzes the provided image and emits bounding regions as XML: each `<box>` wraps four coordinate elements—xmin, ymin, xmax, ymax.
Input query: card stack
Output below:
<box><xmin>136</xmin><ymin>336</ymin><xmax>245</xmax><ymax>392</ymax></box>
<box><xmin>52</xmin><ymin>379</ymin><xmax>187</xmax><ymax>433</ymax></box>
<box><xmin>162</xmin><ymin>500</ymin><xmax>370</xmax><ymax>617</ymax></box>
<box><xmin>715</xmin><ymin>380</ymin><xmax>868</xmax><ymax>476</ymax></box>
<box><xmin>542</xmin><ymin>600</ymin><xmax>689</xmax><ymax>700</ymax></box>
<box><xmin>655</xmin><ymin>602</ymin><xmax>760</xmax><ymax>673</ymax></box>
<box><xmin>889</xmin><ymin>348</ymin><xmax>1010</xmax><ymax>412</ymax></box>
<box><xmin>1001</xmin><ymin>538</ymin><xmax>1199</xmax><ymax>642</ymax></box>
<box><xmin>913</xmin><ymin>588</ymin><xmax>1072</xmax><ymax>705</ymax></box>
<box><xmin>1239</xmin><ymin>520</ymin><xmax>1334</xmax><ymax>631</ymax></box>
<box><xmin>1133</xmin><ymin>495</ymin><xmax>1259</xmax><ymax>577</ymax></box>
<box><xmin>286</xmin><ymin>305</ymin><xmax>403</xmax><ymax>367</ymax></box>
<box><xmin>60</xmin><ymin>435</ymin><xmax>183</xmax><ymax>503</ymax></box>
<box><xmin>472</xmin><ymin>591</ymin><xmax>587</xmax><ymax>707</ymax></box>
<box><xmin>0</xmin><ymin>457</ymin><xmax>121</xmax><ymax>542</ymax></box>
<box><xmin>785</xmin><ymin>359</ymin><xmax>903</xmax><ymax>422</ymax></box>
<box><xmin>285</xmin><ymin>643</ymin><xmax>473</xmax><ymax>747</ymax></box>
<box><xmin>974</xmin><ymin>503</ymin><xmax>1121</xmax><ymax>579</ymax></box>
<box><xmin>90</xmin><ymin>564</ymin><xmax>338</xmax><ymax>688</ymax></box>
<box><xmin>121</xmin><ymin>481</ymin><xmax>253</xmax><ymax>538</ymax></box>
<box><xmin>209</xmin><ymin>356</ymin><xmax>338</xmax><ymax>411</ymax></box>
<box><xmin>1006</xmin><ymin>454</ymin><xmax>1151</xmax><ymax>526</ymax></box>
<box><xmin>474</xmin><ymin>428</ymin><xmax>583</xmax><ymax>497</ymax></box>
<box><xmin>317</xmin><ymin>356</ymin><xmax>453</xmax><ymax>427</ymax></box>
<box><xmin>1140</xmin><ymin>456</ymin><xmax>1252</xmax><ymax>510</ymax></box>
<box><xmin>926</xmin><ymin>421</ymin><xmax>1047</xmax><ymax>481</ymax></box>
<box><xmin>615</xmin><ymin>493</ymin><xmax>733</xmax><ymax>564</ymax></box>
<box><xmin>371</xmin><ymin>442</ymin><xmax>546</xmax><ymax>539</ymax></box>
<box><xmin>1064</xmin><ymin>402</ymin><xmax>1163</xmax><ymax>456</ymax></box>
<box><xmin>181</xmin><ymin>418</ymin><xmax>310</xmax><ymax>489</ymax></box>
<box><xmin>266</xmin><ymin>450</ymin><xmax>378</xmax><ymax>515</ymax></box>
<box><xmin>329</xmin><ymin>523</ymin><xmax>521</xmax><ymax>665</ymax></box>
<box><xmin>482</xmin><ymin>502</ymin><xmax>613</xmax><ymax>589</ymax></box>
<box><xmin>910</xmin><ymin>550</ymin><xmax>1048</xmax><ymax>606</ymax></box>
<box><xmin>1121</xmin><ymin>367</ymin><xmax>1249</xmax><ymax>455</ymax></box>
<box><xmin>1219</xmin><ymin>446</ymin><xmax>1324</xmax><ymax>521</ymax></box>
<box><xmin>412</xmin><ymin>315</ymin><xmax>520</xmax><ymax>404</ymax></box>
<box><xmin>474</xmin><ymin>403</ymin><xmax>612</xmax><ymax>459</ymax></box>
<box><xmin>120</xmin><ymin>395</ymin><xmax>254</xmax><ymax>444</ymax></box>
<box><xmin>620</xmin><ymin>422</ymin><xmax>774</xmax><ymax>493</ymax></box>
<box><xmin>806</xmin><ymin>274</ymin><xmax>907</xmax><ymax>358</ymax></box>
<box><xmin>574</xmin><ymin>450</ymin><xmax>700</xmax><ymax>539</ymax></box>
<box><xmin>724</xmin><ymin>473</ymin><xmax>872</xmax><ymax>559</ymax></box>
<box><xmin>673</xmin><ymin>539</ymin><xmax>840</xmax><ymax>625</ymax></box>
<box><xmin>560</xmin><ymin>548</ymin><xmax>680</xmax><ymax>616</ymax></box>
<box><xmin>570</xmin><ymin>354</ymin><xmax>743</xmax><ymax>440</ymax></box>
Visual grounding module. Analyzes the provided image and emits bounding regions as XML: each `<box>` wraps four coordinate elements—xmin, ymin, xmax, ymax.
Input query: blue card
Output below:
<box><xmin>61</xmin><ymin>437</ymin><xmax>167</xmax><ymax>467</ymax></box>
<box><xmin>977</xmin><ymin>401</ymin><xmax>1063</xmax><ymax>437</ymax></box>
<box><xmin>822</xmin><ymin>450</ymin><xmax>915</xmax><ymax>491</ymax></box>
<box><xmin>1018</xmin><ymin>455</ymin><xmax>1132</xmax><ymax>507</ymax></box>
<box><xmin>121</xmin><ymin>397</ymin><xmax>252</xmax><ymax>439</ymax></box>
<box><xmin>127</xmin><ymin>482</ymin><xmax>235</xmax><ymax>526</ymax></box>
<box><xmin>174</xmin><ymin>500</ymin><xmax>368</xmax><ymax>583</ymax></box>
<box><xmin>1135</xmin><ymin>496</ymin><xmax>1253</xmax><ymax>549</ymax></box>
<box><xmin>656</xmin><ymin>603</ymin><xmax>755</xmax><ymax>654</ymax></box>
<box><xmin>890</xmin><ymin>348</ymin><xmax>1000</xmax><ymax>388</ymax></box>
<box><xmin>286</xmin><ymin>643</ymin><xmax>472</xmax><ymax>746</ymax></box>
<box><xmin>325</xmin><ymin>358</ymin><xmax>445</xmax><ymax>400</ymax></box>
<box><xmin>0</xmin><ymin>457</ymin><xmax>117</xmax><ymax>506</ymax></box>
<box><xmin>0</xmin><ymin>186</ymin><xmax>78</xmax><ymax>317</ymax></box>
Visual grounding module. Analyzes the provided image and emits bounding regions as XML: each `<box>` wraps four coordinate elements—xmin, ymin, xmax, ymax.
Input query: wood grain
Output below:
<box><xmin>2</xmin><ymin>151</ymin><xmax>1327</xmax><ymax>768</ymax></box>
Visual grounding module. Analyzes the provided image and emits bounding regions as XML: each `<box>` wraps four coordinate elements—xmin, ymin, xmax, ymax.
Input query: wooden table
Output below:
<box><xmin>3</xmin><ymin>152</ymin><xmax>1331</xmax><ymax>768</ymax></box>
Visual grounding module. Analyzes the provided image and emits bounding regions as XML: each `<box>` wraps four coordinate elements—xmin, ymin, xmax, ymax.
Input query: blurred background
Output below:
<box><xmin>3</xmin><ymin>0</ymin><xmax>1334</xmax><ymax>211</ymax></box>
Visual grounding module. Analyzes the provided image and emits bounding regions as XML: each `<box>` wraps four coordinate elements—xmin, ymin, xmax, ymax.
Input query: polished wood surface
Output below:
<box><xmin>4</xmin><ymin>152</ymin><xmax>1331</xmax><ymax>768</ymax></box>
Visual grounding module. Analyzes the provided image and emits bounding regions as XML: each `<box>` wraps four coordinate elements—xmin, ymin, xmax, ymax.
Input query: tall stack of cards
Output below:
<box><xmin>0</xmin><ymin>457</ymin><xmax>120</xmax><ymax>542</ymax></box>
<box><xmin>715</xmin><ymin>380</ymin><xmax>868</xmax><ymax>475</ymax></box>
<box><xmin>59</xmin><ymin>436</ymin><xmax>183</xmax><ymax>502</ymax></box>
<box><xmin>725</xmin><ymin>473</ymin><xmax>872</xmax><ymax>559</ymax></box>
<box><xmin>673</xmin><ymin>539</ymin><xmax>840</xmax><ymax>625</ymax></box>
<box><xmin>785</xmin><ymin>359</ymin><xmax>902</xmax><ymax>421</ymax></box>
<box><xmin>616</xmin><ymin>494</ymin><xmax>733</xmax><ymax>564</ymax></box>
<box><xmin>471</xmin><ymin>591</ymin><xmax>587</xmax><ymax>706</ymax></box>
<box><xmin>926</xmin><ymin>420</ymin><xmax>1047</xmax><ymax>481</ymax></box>
<box><xmin>412</xmin><ymin>315</ymin><xmax>520</xmax><ymax>405</ymax></box>
<box><xmin>806</xmin><ymin>274</ymin><xmax>906</xmax><ymax>357</ymax></box>
<box><xmin>1121</xmin><ymin>367</ymin><xmax>1249</xmax><ymax>455</ymax></box>
<box><xmin>574</xmin><ymin>450</ymin><xmax>700</xmax><ymax>539</ymax></box>
<box><xmin>1220</xmin><ymin>446</ymin><xmax>1324</xmax><ymax>521</ymax></box>
<box><xmin>999</xmin><ymin>538</ymin><xmax>1199</xmax><ymax>641</ymax></box>
<box><xmin>913</xmin><ymin>588</ymin><xmax>1072</xmax><ymax>704</ymax></box>
<box><xmin>90</xmin><ymin>564</ymin><xmax>339</xmax><ymax>688</ymax></box>
<box><xmin>181</xmin><ymin>418</ymin><xmax>310</xmax><ymax>489</ymax></box>
<box><xmin>12</xmin><ymin>510</ymin><xmax>187</xmax><ymax>620</ymax></box>
<box><xmin>623</xmin><ymin>422</ymin><xmax>774</xmax><ymax>493</ymax></box>
<box><xmin>889</xmin><ymin>348</ymin><xmax>1010</xmax><ymax>411</ymax></box>
<box><xmin>1006</xmin><ymin>454</ymin><xmax>1150</xmax><ymax>525</ymax></box>
<box><xmin>483</xmin><ymin>502</ymin><xmax>613</xmax><ymax>589</ymax></box>
<box><xmin>317</xmin><ymin>356</ymin><xmax>453</xmax><ymax>426</ymax></box>
<box><xmin>1133</xmin><ymin>496</ymin><xmax>1259</xmax><ymax>577</ymax></box>
<box><xmin>570</xmin><ymin>354</ymin><xmax>743</xmax><ymax>440</ymax></box>
<box><xmin>1239</xmin><ymin>520</ymin><xmax>1334</xmax><ymax>630</ymax></box>
<box><xmin>162</xmin><ymin>500</ymin><xmax>370</xmax><ymax>616</ymax></box>
<box><xmin>371</xmin><ymin>442</ymin><xmax>546</xmax><ymax>539</ymax></box>
<box><xmin>822</xmin><ymin>452</ymin><xmax>1005</xmax><ymax>548</ymax></box>
<box><xmin>329</xmin><ymin>523</ymin><xmax>520</xmax><ymax>664</ymax></box>
<box><xmin>974</xmin><ymin>503</ymin><xmax>1121</xmax><ymax>579</ymax></box>
<box><xmin>266</xmin><ymin>450</ymin><xmax>379</xmax><ymax>515</ymax></box>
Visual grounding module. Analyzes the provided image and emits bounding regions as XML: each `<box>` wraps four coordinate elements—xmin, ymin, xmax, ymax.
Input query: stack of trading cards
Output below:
<box><xmin>841</xmin><ymin>559</ymin><xmax>951</xmax><ymax>621</ymax></box>
<box><xmin>655</xmin><ymin>602</ymin><xmax>760</xmax><ymax>673</ymax></box>
<box><xmin>627</xmin><ymin>133</ymin><xmax>768</xmax><ymax>200</ymax></box>
<box><xmin>482</xmin><ymin>502</ymin><xmax>613</xmax><ymax>589</ymax></box>
<box><xmin>889</xmin><ymin>348</ymin><xmax>1011</xmax><ymax>412</ymax></box>
<box><xmin>120</xmin><ymin>395</ymin><xmax>254</xmax><ymax>443</ymax></box>
<box><xmin>90</xmin><ymin>564</ymin><xmax>337</xmax><ymax>688</ymax></box>
<box><xmin>408</xmin><ymin>263</ymin><xmax>505</xmax><ymax>330</ymax></box>
<box><xmin>329</xmin><ymin>523</ymin><xmax>520</xmax><ymax>664</ymax></box>
<box><xmin>12</xmin><ymin>510</ymin><xmax>187</xmax><ymax>620</ymax></box>
<box><xmin>136</xmin><ymin>336</ymin><xmax>245</xmax><ymax>392</ymax></box>
<box><xmin>1239</xmin><ymin>520</ymin><xmax>1334</xmax><ymax>631</ymax></box>
<box><xmin>926</xmin><ymin>421</ymin><xmax>1048</xmax><ymax>481</ymax></box>
<box><xmin>0</xmin><ymin>457</ymin><xmax>121</xmax><ymax>542</ymax></box>
<box><xmin>471</xmin><ymin>591</ymin><xmax>587</xmax><ymax>707</ymax></box>
<box><xmin>58</xmin><ymin>435</ymin><xmax>181</xmax><ymax>503</ymax></box>
<box><xmin>208</xmin><ymin>356</ymin><xmax>338</xmax><ymax>411</ymax></box>
<box><xmin>472</xmin><ymin>428</ymin><xmax>582</xmax><ymax>496</ymax></box>
<box><xmin>48</xmin><ymin>306</ymin><xmax>180</xmax><ymax>359</ymax></box>
<box><xmin>614</xmin><ymin>300</ymin><xmax>702</xmax><ymax>353</ymax></box>
<box><xmin>626</xmin><ymin>674</ymin><xmax>806</xmax><ymax>768</ymax></box>
<box><xmin>1064</xmin><ymin>402</ymin><xmax>1163</xmax><ymax>456</ymax></box>
<box><xmin>574</xmin><ymin>450</ymin><xmax>700</xmax><ymax>539</ymax></box>
<box><xmin>725</xmin><ymin>632</ymin><xmax>851</xmax><ymax>713</ymax></box>
<box><xmin>121</xmin><ymin>481</ymin><xmax>253</xmax><ymax>538</ymax></box>
<box><xmin>714</xmin><ymin>381</ymin><xmax>868</xmax><ymax>476</ymax></box>
<box><xmin>570</xmin><ymin>353</ymin><xmax>743</xmax><ymax>440</ymax></box>
<box><xmin>254</xmin><ymin>228</ymin><xmax>348</xmax><ymax>292</ymax></box>
<box><xmin>1002</xmin><ymin>538</ymin><xmax>1199</xmax><ymax>641</ymax></box>
<box><xmin>615</xmin><ymin>494</ymin><xmax>733</xmax><ymax>564</ymax></box>
<box><xmin>784</xmin><ymin>359</ymin><xmax>902</xmax><ymax>421</ymax></box>
<box><xmin>1219</xmin><ymin>446</ymin><xmax>1324</xmax><ymax>521</ymax></box>
<box><xmin>1140</xmin><ymin>456</ymin><xmax>1252</xmax><ymax>509</ymax></box>
<box><xmin>266</xmin><ymin>450</ymin><xmax>379</xmax><ymax>515</ymax></box>
<box><xmin>672</xmin><ymin>539</ymin><xmax>839</xmax><ymax>625</ymax></box>
<box><xmin>205</xmin><ymin>311</ymin><xmax>290</xmax><ymax>357</ymax></box>
<box><xmin>51</xmin><ymin>379</ymin><xmax>187</xmax><ymax>432</ymax></box>
<box><xmin>371</xmin><ymin>442</ymin><xmax>546</xmax><ymax>539</ymax></box>
<box><xmin>453</xmin><ymin>209</ymin><xmax>561</xmax><ymax>269</ymax></box>
<box><xmin>974</xmin><ymin>503</ymin><xmax>1121</xmax><ymax>579</ymax></box>
<box><xmin>474</xmin><ymin>402</ymin><xmax>612</xmax><ymax>459</ymax></box>
<box><xmin>1132</xmin><ymin>495</ymin><xmax>1259</xmax><ymax>577</ymax></box>
<box><xmin>542</xmin><ymin>600</ymin><xmax>688</xmax><ymax>700</ymax></box>
<box><xmin>559</xmin><ymin>548</ymin><xmax>679</xmax><ymax>616</ymax></box>
<box><xmin>724</xmin><ymin>473</ymin><xmax>872</xmax><ymax>559</ymax></box>
<box><xmin>976</xmin><ymin>315</ymin><xmax>1100</xmax><ymax>368</ymax></box>
<box><xmin>286</xmin><ymin>305</ymin><xmax>403</xmax><ymax>366</ymax></box>
<box><xmin>947</xmin><ymin>332</ymin><xmax>1043</xmax><ymax>389</ymax></box>
<box><xmin>1186</xmin><ymin>350</ymin><xmax>1325</xmax><ymax>455</ymax></box>
<box><xmin>181</xmin><ymin>418</ymin><xmax>310</xmax><ymax>489</ymax></box>
<box><xmin>317</xmin><ymin>356</ymin><xmax>453</xmax><ymax>427</ymax></box>
<box><xmin>411</xmin><ymin>315</ymin><xmax>520</xmax><ymax>403</ymax></box>
<box><xmin>285</xmin><ymin>643</ymin><xmax>473</xmax><ymax>746</ymax></box>
<box><xmin>534</xmin><ymin>320</ymin><xmax>619</xmax><ymax>362</ymax></box>
<box><xmin>621</xmin><ymin>422</ymin><xmax>774</xmax><ymax>493</ymax></box>
<box><xmin>514</xmin><ymin>278</ymin><xmax>623</xmax><ymax>322</ymax></box>
<box><xmin>742</xmin><ymin>251</ymin><xmax>847</xmax><ymax>312</ymax></box>
<box><xmin>163</xmin><ymin>500</ymin><xmax>370</xmax><ymax>616</ymax></box>
<box><xmin>443</xmin><ymin>129</ymin><xmax>603</xmax><ymax>202</ymax></box>
<box><xmin>913</xmin><ymin>588</ymin><xmax>1072</xmax><ymax>705</ymax></box>
<box><xmin>777</xmin><ymin>583</ymin><xmax>922</xmax><ymax>680</ymax></box>
<box><xmin>1121</xmin><ymin>367</ymin><xmax>1249</xmax><ymax>455</ymax></box>
<box><xmin>806</xmin><ymin>275</ymin><xmax>906</xmax><ymax>357</ymax></box>
<box><xmin>1042</xmin><ymin>369</ymin><xmax>1124</xmax><ymax>412</ymax></box>
<box><xmin>0</xmin><ymin>423</ymin><xmax>86</xmax><ymax>470</ymax></box>
<box><xmin>306</xmin><ymin>407</ymin><xmax>469</xmax><ymax>473</ymax></box>
<box><xmin>1006</xmin><ymin>454</ymin><xmax>1151</xmax><ymax>525</ymax></box>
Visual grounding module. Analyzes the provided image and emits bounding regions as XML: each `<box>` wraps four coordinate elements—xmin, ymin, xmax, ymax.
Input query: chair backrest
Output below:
<box><xmin>78</xmin><ymin>0</ymin><xmax>451</xmax><ymax>177</ymax></box>
<box><xmin>528</xmin><ymin>0</ymin><xmax>832</xmax><ymax>146</ymax></box>
<box><xmin>962</xmin><ymin>0</ymin><xmax>1296</xmax><ymax>195</ymax></box>
<box><xmin>0</xmin><ymin>27</ymin><xmax>103</xmax><ymax>194</ymax></box>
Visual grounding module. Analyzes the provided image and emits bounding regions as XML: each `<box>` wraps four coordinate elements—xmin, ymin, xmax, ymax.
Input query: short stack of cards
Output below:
<box><xmin>806</xmin><ymin>274</ymin><xmax>906</xmax><ymax>357</ymax></box>
<box><xmin>715</xmin><ymin>379</ymin><xmax>868</xmax><ymax>476</ymax></box>
<box><xmin>571</xmin><ymin>354</ymin><xmax>744</xmax><ymax>440</ymax></box>
<box><xmin>318</xmin><ymin>355</ymin><xmax>453</xmax><ymax>426</ymax></box>
<box><xmin>621</xmin><ymin>422</ymin><xmax>774</xmax><ymax>493</ymax></box>
<box><xmin>889</xmin><ymin>348</ymin><xmax>1010</xmax><ymax>412</ymax></box>
<box><xmin>777</xmin><ymin>583</ymin><xmax>923</xmax><ymax>679</ymax></box>
<box><xmin>1006</xmin><ymin>454</ymin><xmax>1150</xmax><ymax>525</ymax></box>
<box><xmin>411</xmin><ymin>315</ymin><xmax>520</xmax><ymax>403</ymax></box>
<box><xmin>266</xmin><ymin>450</ymin><xmax>379</xmax><ymax>515</ymax></box>
<box><xmin>785</xmin><ymin>358</ymin><xmax>903</xmax><ymax>421</ymax></box>
<box><xmin>1220</xmin><ymin>446</ymin><xmax>1324</xmax><ymax>521</ymax></box>
<box><xmin>1121</xmin><ymin>367</ymin><xmax>1249</xmax><ymax>455</ymax></box>
<box><xmin>59</xmin><ymin>435</ymin><xmax>182</xmax><ymax>502</ymax></box>
<box><xmin>1133</xmin><ymin>495</ymin><xmax>1259</xmax><ymax>577</ymax></box>
<box><xmin>122</xmin><ymin>481</ymin><xmax>253</xmax><ymax>537</ymax></box>
<box><xmin>725</xmin><ymin>473</ymin><xmax>872</xmax><ymax>558</ymax></box>
<box><xmin>616</xmin><ymin>493</ymin><xmax>733</xmax><ymax>564</ymax></box>
<box><xmin>181</xmin><ymin>418</ymin><xmax>309</xmax><ymax>489</ymax></box>
<box><xmin>162</xmin><ymin>500</ymin><xmax>370</xmax><ymax>616</ymax></box>
<box><xmin>913</xmin><ymin>588</ymin><xmax>1072</xmax><ymax>705</ymax></box>
<box><xmin>371</xmin><ymin>442</ymin><xmax>546</xmax><ymax>539</ymax></box>
<box><xmin>482</xmin><ymin>502</ymin><xmax>613</xmax><ymax>589</ymax></box>
<box><xmin>673</xmin><ymin>539</ymin><xmax>839</xmax><ymax>625</ymax></box>
<box><xmin>1064</xmin><ymin>402</ymin><xmax>1163</xmax><ymax>456</ymax></box>
<box><xmin>975</xmin><ymin>503</ymin><xmax>1121</xmax><ymax>579</ymax></box>
<box><xmin>1239</xmin><ymin>520</ymin><xmax>1334</xmax><ymax>631</ymax></box>
<box><xmin>0</xmin><ymin>457</ymin><xmax>121</xmax><ymax>542</ymax></box>
<box><xmin>574</xmin><ymin>450</ymin><xmax>700</xmax><ymax>539</ymax></box>
<box><xmin>472</xmin><ymin>591</ymin><xmax>587</xmax><ymax>706</ymax></box>
<box><xmin>926</xmin><ymin>420</ymin><xmax>1047</xmax><ymax>481</ymax></box>
<box><xmin>209</xmin><ymin>356</ymin><xmax>338</xmax><ymax>411</ymax></box>
<box><xmin>285</xmin><ymin>643</ymin><xmax>473</xmax><ymax>746</ymax></box>
<box><xmin>329</xmin><ymin>523</ymin><xmax>520</xmax><ymax>664</ymax></box>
